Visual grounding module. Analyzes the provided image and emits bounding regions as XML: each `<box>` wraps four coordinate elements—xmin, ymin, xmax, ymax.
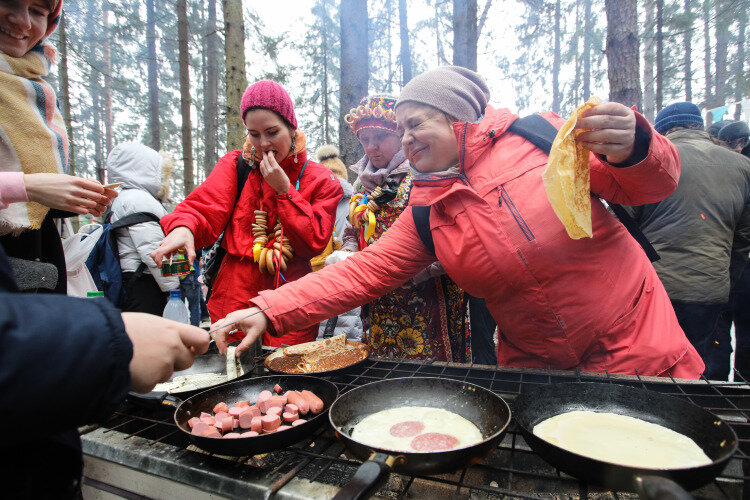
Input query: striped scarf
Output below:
<box><xmin>0</xmin><ymin>43</ymin><xmax>68</xmax><ymax>235</ymax></box>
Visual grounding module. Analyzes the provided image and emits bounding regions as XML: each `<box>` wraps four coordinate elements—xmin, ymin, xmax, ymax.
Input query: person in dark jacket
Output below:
<box><xmin>632</xmin><ymin>103</ymin><xmax>750</xmax><ymax>379</ymax></box>
<box><xmin>0</xmin><ymin>242</ymin><xmax>209</xmax><ymax>498</ymax></box>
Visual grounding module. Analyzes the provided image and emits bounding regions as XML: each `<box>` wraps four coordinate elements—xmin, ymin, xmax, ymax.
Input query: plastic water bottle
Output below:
<box><xmin>163</xmin><ymin>289</ymin><xmax>190</xmax><ymax>324</ymax></box>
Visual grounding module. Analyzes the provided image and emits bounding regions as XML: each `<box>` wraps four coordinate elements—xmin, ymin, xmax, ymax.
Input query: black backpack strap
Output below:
<box><xmin>412</xmin><ymin>206</ymin><xmax>435</xmax><ymax>254</ymax></box>
<box><xmin>506</xmin><ymin>114</ymin><xmax>558</xmax><ymax>154</ymax></box>
<box><xmin>110</xmin><ymin>212</ymin><xmax>161</xmax><ymax>230</ymax></box>
<box><xmin>235</xmin><ymin>154</ymin><xmax>252</xmax><ymax>203</ymax></box>
<box><xmin>507</xmin><ymin>114</ymin><xmax>660</xmax><ymax>263</ymax></box>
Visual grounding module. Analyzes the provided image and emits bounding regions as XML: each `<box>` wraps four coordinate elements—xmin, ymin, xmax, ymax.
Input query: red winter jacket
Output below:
<box><xmin>161</xmin><ymin>149</ymin><xmax>342</xmax><ymax>346</ymax></box>
<box><xmin>250</xmin><ymin>106</ymin><xmax>705</xmax><ymax>377</ymax></box>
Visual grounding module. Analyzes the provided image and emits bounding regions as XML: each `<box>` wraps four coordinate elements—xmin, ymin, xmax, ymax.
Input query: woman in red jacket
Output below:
<box><xmin>152</xmin><ymin>80</ymin><xmax>342</xmax><ymax>347</ymax></box>
<box><xmin>211</xmin><ymin>68</ymin><xmax>704</xmax><ymax>379</ymax></box>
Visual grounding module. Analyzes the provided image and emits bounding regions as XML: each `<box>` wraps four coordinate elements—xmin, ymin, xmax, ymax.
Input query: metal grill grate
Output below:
<box><xmin>92</xmin><ymin>356</ymin><xmax>750</xmax><ymax>499</ymax></box>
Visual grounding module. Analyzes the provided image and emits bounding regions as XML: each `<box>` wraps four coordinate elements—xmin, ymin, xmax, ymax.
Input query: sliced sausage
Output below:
<box><xmin>233</xmin><ymin>400</ymin><xmax>250</xmax><ymax>408</ymax></box>
<box><xmin>228</xmin><ymin>407</ymin><xmax>244</xmax><ymax>418</ymax></box>
<box><xmin>277</xmin><ymin>425</ymin><xmax>291</xmax><ymax>431</ymax></box>
<box><xmin>223</xmin><ymin>432</ymin><xmax>242</xmax><ymax>439</ymax></box>
<box><xmin>261</xmin><ymin>414</ymin><xmax>281</xmax><ymax>432</ymax></box>
<box><xmin>239</xmin><ymin>411</ymin><xmax>255</xmax><ymax>429</ymax></box>
<box><xmin>213</xmin><ymin>402</ymin><xmax>229</xmax><ymax>414</ymax></box>
<box><xmin>285</xmin><ymin>391</ymin><xmax>309</xmax><ymax>415</ymax></box>
<box><xmin>241</xmin><ymin>431</ymin><xmax>259</xmax><ymax>437</ymax></box>
<box><xmin>291</xmin><ymin>419</ymin><xmax>306</xmax><ymax>427</ymax></box>
<box><xmin>266</xmin><ymin>406</ymin><xmax>283</xmax><ymax>417</ymax></box>
<box><xmin>273</xmin><ymin>384</ymin><xmax>283</xmax><ymax>394</ymax></box>
<box><xmin>200</xmin><ymin>427</ymin><xmax>222</xmax><ymax>438</ymax></box>
<box><xmin>300</xmin><ymin>390</ymin><xmax>324</xmax><ymax>414</ymax></box>
<box><xmin>191</xmin><ymin>421</ymin><xmax>210</xmax><ymax>435</ymax></box>
<box><xmin>187</xmin><ymin>417</ymin><xmax>201</xmax><ymax>429</ymax></box>
<box><xmin>285</xmin><ymin>404</ymin><xmax>298</xmax><ymax>414</ymax></box>
<box><xmin>220</xmin><ymin>416</ymin><xmax>233</xmax><ymax>433</ymax></box>
<box><xmin>251</xmin><ymin>416</ymin><xmax>263</xmax><ymax>433</ymax></box>
<box><xmin>282</xmin><ymin>412</ymin><xmax>298</xmax><ymax>423</ymax></box>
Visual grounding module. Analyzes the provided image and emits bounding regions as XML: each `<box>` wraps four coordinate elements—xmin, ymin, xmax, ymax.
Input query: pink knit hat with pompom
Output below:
<box><xmin>240</xmin><ymin>80</ymin><xmax>297</xmax><ymax>129</ymax></box>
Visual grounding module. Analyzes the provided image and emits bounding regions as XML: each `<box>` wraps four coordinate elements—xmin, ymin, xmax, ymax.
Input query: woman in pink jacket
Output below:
<box><xmin>212</xmin><ymin>67</ymin><xmax>704</xmax><ymax>378</ymax></box>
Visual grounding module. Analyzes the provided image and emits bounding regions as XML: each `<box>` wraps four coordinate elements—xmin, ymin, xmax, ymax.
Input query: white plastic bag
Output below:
<box><xmin>63</xmin><ymin>220</ymin><xmax>102</xmax><ymax>297</ymax></box>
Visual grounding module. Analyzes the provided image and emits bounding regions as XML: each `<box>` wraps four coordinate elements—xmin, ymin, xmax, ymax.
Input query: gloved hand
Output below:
<box><xmin>325</xmin><ymin>250</ymin><xmax>353</xmax><ymax>267</ymax></box>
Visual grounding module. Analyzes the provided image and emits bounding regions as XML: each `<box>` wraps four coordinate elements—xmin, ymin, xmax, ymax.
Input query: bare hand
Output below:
<box><xmin>575</xmin><ymin>102</ymin><xmax>636</xmax><ymax>164</ymax></box>
<box><xmin>23</xmin><ymin>173</ymin><xmax>116</xmax><ymax>216</ymax></box>
<box><xmin>122</xmin><ymin>312</ymin><xmax>210</xmax><ymax>393</ymax></box>
<box><xmin>210</xmin><ymin>306</ymin><xmax>269</xmax><ymax>356</ymax></box>
<box><xmin>260</xmin><ymin>152</ymin><xmax>291</xmax><ymax>194</ymax></box>
<box><xmin>151</xmin><ymin>226</ymin><xmax>195</xmax><ymax>268</ymax></box>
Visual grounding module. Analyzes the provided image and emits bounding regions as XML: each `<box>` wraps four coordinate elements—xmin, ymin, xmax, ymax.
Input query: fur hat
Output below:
<box><xmin>156</xmin><ymin>151</ymin><xmax>173</xmax><ymax>202</ymax></box>
<box><xmin>240</xmin><ymin>80</ymin><xmax>297</xmax><ymax>129</ymax></box>
<box><xmin>654</xmin><ymin>102</ymin><xmax>704</xmax><ymax>134</ymax></box>
<box><xmin>344</xmin><ymin>95</ymin><xmax>399</xmax><ymax>137</ymax></box>
<box><xmin>316</xmin><ymin>145</ymin><xmax>347</xmax><ymax>180</ymax></box>
<box><xmin>396</xmin><ymin>66</ymin><xmax>490</xmax><ymax>123</ymax></box>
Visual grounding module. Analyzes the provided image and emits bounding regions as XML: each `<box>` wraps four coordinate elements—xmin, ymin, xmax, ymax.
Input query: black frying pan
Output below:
<box><xmin>329</xmin><ymin>377</ymin><xmax>511</xmax><ymax>499</ymax></box>
<box><xmin>514</xmin><ymin>383</ymin><xmax>738</xmax><ymax>498</ymax></box>
<box><xmin>173</xmin><ymin>374</ymin><xmax>338</xmax><ymax>456</ymax></box>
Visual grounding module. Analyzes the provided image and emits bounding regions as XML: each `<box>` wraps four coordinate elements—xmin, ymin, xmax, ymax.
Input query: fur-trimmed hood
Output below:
<box><xmin>106</xmin><ymin>142</ymin><xmax>173</xmax><ymax>201</ymax></box>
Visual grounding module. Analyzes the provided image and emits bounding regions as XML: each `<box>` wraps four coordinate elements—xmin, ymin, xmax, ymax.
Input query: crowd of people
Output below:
<box><xmin>2</xmin><ymin>0</ymin><xmax>750</xmax><ymax>497</ymax></box>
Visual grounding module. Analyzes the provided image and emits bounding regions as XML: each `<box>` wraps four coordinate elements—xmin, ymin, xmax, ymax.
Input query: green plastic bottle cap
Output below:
<box><xmin>87</xmin><ymin>291</ymin><xmax>105</xmax><ymax>298</ymax></box>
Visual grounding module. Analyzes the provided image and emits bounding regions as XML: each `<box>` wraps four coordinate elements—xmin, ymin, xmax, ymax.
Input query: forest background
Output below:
<box><xmin>49</xmin><ymin>0</ymin><xmax>748</xmax><ymax>203</ymax></box>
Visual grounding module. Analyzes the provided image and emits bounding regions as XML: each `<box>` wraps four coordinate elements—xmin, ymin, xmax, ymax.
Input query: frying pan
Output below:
<box><xmin>513</xmin><ymin>383</ymin><xmax>738</xmax><ymax>499</ymax></box>
<box><xmin>329</xmin><ymin>377</ymin><xmax>512</xmax><ymax>500</ymax></box>
<box><xmin>264</xmin><ymin>341</ymin><xmax>371</xmax><ymax>376</ymax></box>
<box><xmin>128</xmin><ymin>351</ymin><xmax>255</xmax><ymax>406</ymax></box>
<box><xmin>173</xmin><ymin>374</ymin><xmax>338</xmax><ymax>456</ymax></box>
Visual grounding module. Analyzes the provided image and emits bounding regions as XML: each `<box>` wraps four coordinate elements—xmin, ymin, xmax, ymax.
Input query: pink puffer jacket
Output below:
<box><xmin>253</xmin><ymin>106</ymin><xmax>704</xmax><ymax>378</ymax></box>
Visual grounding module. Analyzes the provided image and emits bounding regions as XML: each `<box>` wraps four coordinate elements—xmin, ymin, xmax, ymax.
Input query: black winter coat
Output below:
<box><xmin>0</xmin><ymin>244</ymin><xmax>133</xmax><ymax>498</ymax></box>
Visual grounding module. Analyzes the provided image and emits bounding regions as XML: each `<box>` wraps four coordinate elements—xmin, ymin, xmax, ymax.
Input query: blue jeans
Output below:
<box><xmin>180</xmin><ymin>279</ymin><xmax>202</xmax><ymax>327</ymax></box>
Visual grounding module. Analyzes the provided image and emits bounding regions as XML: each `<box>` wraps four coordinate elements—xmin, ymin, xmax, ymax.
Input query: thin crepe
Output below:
<box><xmin>542</xmin><ymin>96</ymin><xmax>602</xmax><ymax>239</ymax></box>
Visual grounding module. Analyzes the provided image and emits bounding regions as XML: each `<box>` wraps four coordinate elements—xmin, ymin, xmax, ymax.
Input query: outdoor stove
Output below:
<box><xmin>81</xmin><ymin>354</ymin><xmax>750</xmax><ymax>499</ymax></box>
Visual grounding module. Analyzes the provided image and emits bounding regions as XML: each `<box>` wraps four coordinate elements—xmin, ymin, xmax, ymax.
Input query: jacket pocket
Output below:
<box><xmin>499</xmin><ymin>186</ymin><xmax>535</xmax><ymax>241</ymax></box>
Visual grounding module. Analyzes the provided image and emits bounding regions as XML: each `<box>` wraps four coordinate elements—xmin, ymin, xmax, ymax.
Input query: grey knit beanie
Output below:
<box><xmin>395</xmin><ymin>66</ymin><xmax>490</xmax><ymax>123</ymax></box>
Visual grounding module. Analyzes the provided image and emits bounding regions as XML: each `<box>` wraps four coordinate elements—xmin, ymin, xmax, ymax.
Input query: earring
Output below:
<box><xmin>291</xmin><ymin>135</ymin><xmax>298</xmax><ymax>163</ymax></box>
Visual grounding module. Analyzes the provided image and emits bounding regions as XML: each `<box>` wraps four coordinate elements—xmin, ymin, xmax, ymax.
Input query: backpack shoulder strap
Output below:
<box><xmin>506</xmin><ymin>114</ymin><xmax>558</xmax><ymax>154</ymax></box>
<box><xmin>110</xmin><ymin>212</ymin><xmax>161</xmax><ymax>230</ymax></box>
<box><xmin>235</xmin><ymin>153</ymin><xmax>252</xmax><ymax>203</ymax></box>
<box><xmin>507</xmin><ymin>114</ymin><xmax>660</xmax><ymax>262</ymax></box>
<box><xmin>412</xmin><ymin>206</ymin><xmax>435</xmax><ymax>254</ymax></box>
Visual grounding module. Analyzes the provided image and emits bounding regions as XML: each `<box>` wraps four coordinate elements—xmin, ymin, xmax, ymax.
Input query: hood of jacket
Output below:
<box><xmin>106</xmin><ymin>142</ymin><xmax>163</xmax><ymax>197</ymax></box>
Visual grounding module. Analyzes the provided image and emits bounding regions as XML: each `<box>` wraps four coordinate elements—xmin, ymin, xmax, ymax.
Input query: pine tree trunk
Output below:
<box><xmin>322</xmin><ymin>3</ymin><xmax>331</xmax><ymax>145</ymax></box>
<box><xmin>734</xmin><ymin>7</ymin><xmax>746</xmax><ymax>119</ymax></box>
<box><xmin>339</xmin><ymin>0</ymin><xmax>368</xmax><ymax>166</ymax></box>
<box><xmin>714</xmin><ymin>0</ymin><xmax>729</xmax><ymax>106</ymax></box>
<box><xmin>178</xmin><ymin>0</ymin><xmax>195</xmax><ymax>195</ymax></box>
<box><xmin>103</xmin><ymin>7</ymin><xmax>113</xmax><ymax>156</ymax></box>
<box><xmin>643</xmin><ymin>0</ymin><xmax>656</xmax><ymax>121</ymax></box>
<box><xmin>386</xmin><ymin>0</ymin><xmax>393</xmax><ymax>92</ymax></box>
<box><xmin>583</xmin><ymin>0</ymin><xmax>592</xmax><ymax>99</ymax></box>
<box><xmin>573</xmin><ymin>0</ymin><xmax>581</xmax><ymax>105</ymax></box>
<box><xmin>204</xmin><ymin>0</ymin><xmax>219</xmax><ymax>174</ymax></box>
<box><xmin>452</xmin><ymin>0</ymin><xmax>477</xmax><ymax>70</ymax></box>
<box><xmin>86</xmin><ymin>2</ymin><xmax>105</xmax><ymax>183</ymax></box>
<box><xmin>399</xmin><ymin>0</ymin><xmax>412</xmax><ymax>85</ymax></box>
<box><xmin>655</xmin><ymin>0</ymin><xmax>663</xmax><ymax>111</ymax></box>
<box><xmin>703</xmin><ymin>0</ymin><xmax>712</xmax><ymax>108</ymax></box>
<box><xmin>684</xmin><ymin>0</ymin><xmax>693</xmax><ymax>101</ymax></box>
<box><xmin>552</xmin><ymin>0</ymin><xmax>561</xmax><ymax>114</ymax></box>
<box><xmin>223</xmin><ymin>0</ymin><xmax>247</xmax><ymax>150</ymax></box>
<box><xmin>605</xmin><ymin>0</ymin><xmax>642</xmax><ymax>109</ymax></box>
<box><xmin>147</xmin><ymin>0</ymin><xmax>161</xmax><ymax>151</ymax></box>
<box><xmin>58</xmin><ymin>11</ymin><xmax>75</xmax><ymax>176</ymax></box>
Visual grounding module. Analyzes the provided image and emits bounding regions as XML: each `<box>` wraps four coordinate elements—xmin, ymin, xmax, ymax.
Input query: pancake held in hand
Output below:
<box><xmin>543</xmin><ymin>96</ymin><xmax>602</xmax><ymax>239</ymax></box>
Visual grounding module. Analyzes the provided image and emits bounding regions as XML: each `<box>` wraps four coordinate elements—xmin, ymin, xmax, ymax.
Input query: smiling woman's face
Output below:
<box><xmin>244</xmin><ymin>108</ymin><xmax>293</xmax><ymax>164</ymax></box>
<box><xmin>396</xmin><ymin>102</ymin><xmax>460</xmax><ymax>173</ymax></box>
<box><xmin>0</xmin><ymin>0</ymin><xmax>51</xmax><ymax>58</ymax></box>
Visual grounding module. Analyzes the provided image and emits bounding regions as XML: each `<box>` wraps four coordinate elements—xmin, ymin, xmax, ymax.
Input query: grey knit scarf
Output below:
<box><xmin>352</xmin><ymin>149</ymin><xmax>408</xmax><ymax>193</ymax></box>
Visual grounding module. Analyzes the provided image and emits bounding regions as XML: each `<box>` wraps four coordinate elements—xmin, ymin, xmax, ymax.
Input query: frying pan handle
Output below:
<box><xmin>634</xmin><ymin>475</ymin><xmax>694</xmax><ymax>500</ymax></box>
<box><xmin>332</xmin><ymin>452</ymin><xmax>403</xmax><ymax>500</ymax></box>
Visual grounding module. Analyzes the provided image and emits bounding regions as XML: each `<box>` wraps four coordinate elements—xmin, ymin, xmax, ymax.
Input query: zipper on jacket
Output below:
<box><xmin>500</xmin><ymin>186</ymin><xmax>535</xmax><ymax>241</ymax></box>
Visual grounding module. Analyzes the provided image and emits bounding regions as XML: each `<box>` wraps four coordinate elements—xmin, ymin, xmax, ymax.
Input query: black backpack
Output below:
<box><xmin>412</xmin><ymin>114</ymin><xmax>659</xmax><ymax>262</ymax></box>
